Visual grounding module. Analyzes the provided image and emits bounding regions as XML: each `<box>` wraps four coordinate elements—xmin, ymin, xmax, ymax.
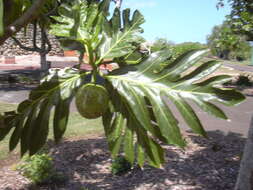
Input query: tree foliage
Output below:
<box><xmin>151</xmin><ymin>38</ymin><xmax>206</xmax><ymax>69</ymax></box>
<box><xmin>218</xmin><ymin>0</ymin><xmax>253</xmax><ymax>41</ymax></box>
<box><xmin>207</xmin><ymin>21</ymin><xmax>251</xmax><ymax>60</ymax></box>
<box><xmin>0</xmin><ymin>0</ymin><xmax>245</xmax><ymax>168</ymax></box>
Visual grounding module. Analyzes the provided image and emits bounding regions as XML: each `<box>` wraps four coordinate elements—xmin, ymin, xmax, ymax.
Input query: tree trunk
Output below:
<box><xmin>235</xmin><ymin>115</ymin><xmax>253</xmax><ymax>190</ymax></box>
<box><xmin>39</xmin><ymin>27</ymin><xmax>50</xmax><ymax>77</ymax></box>
<box><xmin>40</xmin><ymin>27</ymin><xmax>50</xmax><ymax>70</ymax></box>
<box><xmin>40</xmin><ymin>52</ymin><xmax>48</xmax><ymax>71</ymax></box>
<box><xmin>223</xmin><ymin>50</ymin><xmax>230</xmax><ymax>60</ymax></box>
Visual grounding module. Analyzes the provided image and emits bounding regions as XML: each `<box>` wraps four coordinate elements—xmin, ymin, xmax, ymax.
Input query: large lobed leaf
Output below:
<box><xmin>50</xmin><ymin>0</ymin><xmax>145</xmax><ymax>64</ymax></box>
<box><xmin>0</xmin><ymin>68</ymin><xmax>89</xmax><ymax>156</ymax></box>
<box><xmin>96</xmin><ymin>8</ymin><xmax>145</xmax><ymax>63</ymax></box>
<box><xmin>104</xmin><ymin>49</ymin><xmax>245</xmax><ymax>167</ymax></box>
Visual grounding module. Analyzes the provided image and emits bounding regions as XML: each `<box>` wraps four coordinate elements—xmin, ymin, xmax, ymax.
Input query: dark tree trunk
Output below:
<box><xmin>12</xmin><ymin>23</ymin><xmax>51</xmax><ymax>76</ymax></box>
<box><xmin>40</xmin><ymin>53</ymin><xmax>48</xmax><ymax>71</ymax></box>
<box><xmin>40</xmin><ymin>27</ymin><xmax>49</xmax><ymax>72</ymax></box>
<box><xmin>222</xmin><ymin>50</ymin><xmax>230</xmax><ymax>60</ymax></box>
<box><xmin>235</xmin><ymin>115</ymin><xmax>253</xmax><ymax>190</ymax></box>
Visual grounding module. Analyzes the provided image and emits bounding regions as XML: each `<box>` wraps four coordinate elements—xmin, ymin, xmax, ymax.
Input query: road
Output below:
<box><xmin>223</xmin><ymin>62</ymin><xmax>253</xmax><ymax>72</ymax></box>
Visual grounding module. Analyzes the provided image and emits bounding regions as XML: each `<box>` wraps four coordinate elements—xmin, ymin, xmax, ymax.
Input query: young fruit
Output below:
<box><xmin>75</xmin><ymin>83</ymin><xmax>109</xmax><ymax>119</ymax></box>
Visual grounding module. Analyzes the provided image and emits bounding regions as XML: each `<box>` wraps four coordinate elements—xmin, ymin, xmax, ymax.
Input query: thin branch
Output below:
<box><xmin>44</xmin><ymin>30</ymin><xmax>52</xmax><ymax>54</ymax></box>
<box><xmin>44</xmin><ymin>0</ymin><xmax>60</xmax><ymax>17</ymax></box>
<box><xmin>0</xmin><ymin>0</ymin><xmax>47</xmax><ymax>45</ymax></box>
<box><xmin>11</xmin><ymin>36</ymin><xmax>39</xmax><ymax>52</ymax></box>
<box><xmin>32</xmin><ymin>21</ymin><xmax>39</xmax><ymax>49</ymax></box>
<box><xmin>40</xmin><ymin>27</ymin><xmax>46</xmax><ymax>54</ymax></box>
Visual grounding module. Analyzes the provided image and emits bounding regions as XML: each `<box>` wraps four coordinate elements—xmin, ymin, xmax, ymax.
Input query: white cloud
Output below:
<box><xmin>125</xmin><ymin>0</ymin><xmax>157</xmax><ymax>9</ymax></box>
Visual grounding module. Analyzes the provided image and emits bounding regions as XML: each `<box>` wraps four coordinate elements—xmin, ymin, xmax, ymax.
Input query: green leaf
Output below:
<box><xmin>0</xmin><ymin>113</ymin><xmax>4</xmax><ymax>129</ymax></box>
<box><xmin>0</xmin><ymin>113</ymin><xmax>16</xmax><ymax>141</ymax></box>
<box><xmin>104</xmin><ymin>112</ymin><xmax>125</xmax><ymax>157</ymax></box>
<box><xmin>167</xmin><ymin>93</ymin><xmax>206</xmax><ymax>137</ymax></box>
<box><xmin>50</xmin><ymin>0</ymin><xmax>105</xmax><ymax>48</ymax></box>
<box><xmin>105</xmin><ymin>49</ymin><xmax>245</xmax><ymax>167</ymax></box>
<box><xmin>137</xmin><ymin>144</ymin><xmax>145</xmax><ymax>168</ymax></box>
<box><xmin>29</xmin><ymin>99</ymin><xmax>52</xmax><ymax>155</ymax></box>
<box><xmin>20</xmin><ymin>107</ymin><xmax>38</xmax><ymax>156</ymax></box>
<box><xmin>0</xmin><ymin>0</ymin><xmax>3</xmax><ymax>36</ymax></box>
<box><xmin>53</xmin><ymin>98</ymin><xmax>72</xmax><ymax>143</ymax></box>
<box><xmin>144</xmin><ymin>89</ymin><xmax>186</xmax><ymax>146</ymax></box>
<box><xmin>97</xmin><ymin>8</ymin><xmax>145</xmax><ymax>63</ymax></box>
<box><xmin>3</xmin><ymin>68</ymin><xmax>89</xmax><ymax>155</ymax></box>
<box><xmin>3</xmin><ymin>0</ymin><xmax>23</xmax><ymax>26</ymax></box>
<box><xmin>124</xmin><ymin>118</ymin><xmax>135</xmax><ymax>164</ymax></box>
<box><xmin>9</xmin><ymin>118</ymin><xmax>25</xmax><ymax>152</ymax></box>
<box><xmin>135</xmin><ymin>124</ymin><xmax>164</xmax><ymax>168</ymax></box>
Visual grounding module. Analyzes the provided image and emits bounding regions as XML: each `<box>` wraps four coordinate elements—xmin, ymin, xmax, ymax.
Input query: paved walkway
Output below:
<box><xmin>223</xmin><ymin>62</ymin><xmax>253</xmax><ymax>72</ymax></box>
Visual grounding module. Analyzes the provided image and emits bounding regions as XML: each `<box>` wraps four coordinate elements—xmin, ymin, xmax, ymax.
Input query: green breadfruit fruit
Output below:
<box><xmin>75</xmin><ymin>83</ymin><xmax>109</xmax><ymax>119</ymax></box>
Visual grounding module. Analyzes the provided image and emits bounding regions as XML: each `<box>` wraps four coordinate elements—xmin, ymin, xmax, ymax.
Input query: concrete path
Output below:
<box><xmin>223</xmin><ymin>62</ymin><xmax>253</xmax><ymax>72</ymax></box>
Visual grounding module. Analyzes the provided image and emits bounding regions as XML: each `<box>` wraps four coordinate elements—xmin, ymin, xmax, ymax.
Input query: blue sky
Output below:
<box><xmin>121</xmin><ymin>0</ymin><xmax>231</xmax><ymax>44</ymax></box>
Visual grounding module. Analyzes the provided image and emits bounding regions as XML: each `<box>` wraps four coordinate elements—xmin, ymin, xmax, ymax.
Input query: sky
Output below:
<box><xmin>120</xmin><ymin>0</ymin><xmax>231</xmax><ymax>44</ymax></box>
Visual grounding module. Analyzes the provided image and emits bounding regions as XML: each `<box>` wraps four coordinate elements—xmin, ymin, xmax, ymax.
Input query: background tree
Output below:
<box><xmin>151</xmin><ymin>38</ymin><xmax>206</xmax><ymax>70</ymax></box>
<box><xmin>207</xmin><ymin>21</ymin><xmax>251</xmax><ymax>60</ymax></box>
<box><xmin>150</xmin><ymin>38</ymin><xmax>174</xmax><ymax>52</ymax></box>
<box><xmin>217</xmin><ymin>0</ymin><xmax>253</xmax><ymax>41</ymax></box>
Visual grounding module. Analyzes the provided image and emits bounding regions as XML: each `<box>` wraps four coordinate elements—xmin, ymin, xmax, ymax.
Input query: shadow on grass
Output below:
<box><xmin>27</xmin><ymin>130</ymin><xmax>246</xmax><ymax>190</ymax></box>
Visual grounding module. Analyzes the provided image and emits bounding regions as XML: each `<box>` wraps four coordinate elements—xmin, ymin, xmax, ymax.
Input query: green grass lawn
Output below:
<box><xmin>0</xmin><ymin>101</ymin><xmax>103</xmax><ymax>160</ymax></box>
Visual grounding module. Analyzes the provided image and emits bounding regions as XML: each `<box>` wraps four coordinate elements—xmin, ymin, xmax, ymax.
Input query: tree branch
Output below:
<box><xmin>43</xmin><ymin>30</ymin><xmax>52</xmax><ymax>54</ymax></box>
<box><xmin>44</xmin><ymin>0</ymin><xmax>60</xmax><ymax>17</ymax></box>
<box><xmin>33</xmin><ymin>21</ymin><xmax>39</xmax><ymax>49</ymax></box>
<box><xmin>0</xmin><ymin>0</ymin><xmax>47</xmax><ymax>45</ymax></box>
<box><xmin>11</xmin><ymin>36</ymin><xmax>40</xmax><ymax>52</ymax></box>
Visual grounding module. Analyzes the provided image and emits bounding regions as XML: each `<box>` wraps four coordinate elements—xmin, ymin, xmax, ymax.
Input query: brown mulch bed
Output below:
<box><xmin>0</xmin><ymin>131</ymin><xmax>245</xmax><ymax>190</ymax></box>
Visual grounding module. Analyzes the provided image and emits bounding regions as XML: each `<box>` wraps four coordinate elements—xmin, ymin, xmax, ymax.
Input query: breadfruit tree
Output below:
<box><xmin>0</xmin><ymin>0</ymin><xmax>245</xmax><ymax>168</ymax></box>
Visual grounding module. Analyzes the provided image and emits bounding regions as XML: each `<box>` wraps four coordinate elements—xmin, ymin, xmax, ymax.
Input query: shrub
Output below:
<box><xmin>223</xmin><ymin>72</ymin><xmax>253</xmax><ymax>87</ymax></box>
<box><xmin>172</xmin><ymin>42</ymin><xmax>206</xmax><ymax>57</ymax></box>
<box><xmin>111</xmin><ymin>156</ymin><xmax>132</xmax><ymax>175</ymax></box>
<box><xmin>153</xmin><ymin>42</ymin><xmax>206</xmax><ymax>69</ymax></box>
<box><xmin>236</xmin><ymin>74</ymin><xmax>253</xmax><ymax>87</ymax></box>
<box><xmin>16</xmin><ymin>153</ymin><xmax>54</xmax><ymax>184</ymax></box>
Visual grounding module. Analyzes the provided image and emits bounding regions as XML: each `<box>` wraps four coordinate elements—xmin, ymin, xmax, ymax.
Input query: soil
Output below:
<box><xmin>0</xmin><ymin>131</ymin><xmax>246</xmax><ymax>190</ymax></box>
